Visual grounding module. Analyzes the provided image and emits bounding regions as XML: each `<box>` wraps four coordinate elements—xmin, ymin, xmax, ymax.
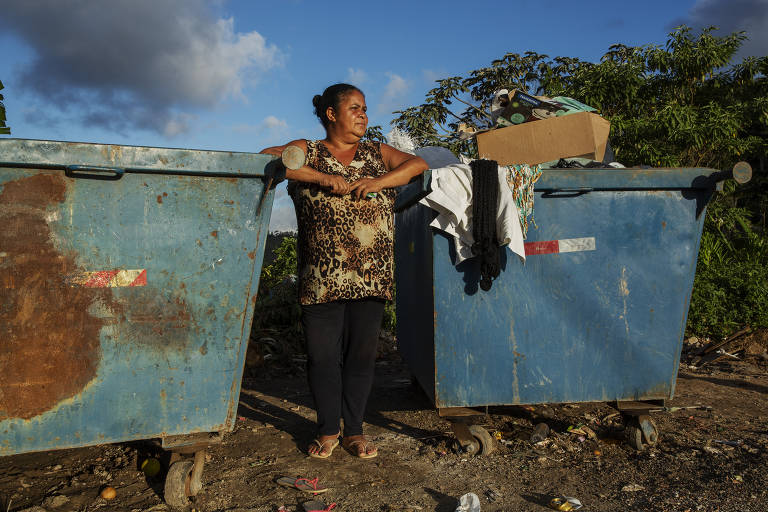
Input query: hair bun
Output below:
<box><xmin>312</xmin><ymin>94</ymin><xmax>322</xmax><ymax>108</ymax></box>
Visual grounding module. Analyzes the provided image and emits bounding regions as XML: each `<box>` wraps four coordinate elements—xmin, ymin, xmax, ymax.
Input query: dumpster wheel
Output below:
<box><xmin>469</xmin><ymin>425</ymin><xmax>496</xmax><ymax>456</ymax></box>
<box><xmin>165</xmin><ymin>450</ymin><xmax>206</xmax><ymax>509</ymax></box>
<box><xmin>625</xmin><ymin>415</ymin><xmax>659</xmax><ymax>451</ymax></box>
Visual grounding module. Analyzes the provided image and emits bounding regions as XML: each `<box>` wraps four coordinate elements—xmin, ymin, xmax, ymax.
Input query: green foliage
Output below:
<box><xmin>688</xmin><ymin>178</ymin><xmax>768</xmax><ymax>339</ymax></box>
<box><xmin>253</xmin><ymin>235</ymin><xmax>300</xmax><ymax>331</ymax></box>
<box><xmin>363</xmin><ymin>125</ymin><xmax>387</xmax><ymax>143</ymax></box>
<box><xmin>259</xmin><ymin>235</ymin><xmax>297</xmax><ymax>292</ymax></box>
<box><xmin>393</xmin><ymin>27</ymin><xmax>767</xmax><ymax>170</ymax></box>
<box><xmin>0</xmin><ymin>80</ymin><xmax>10</xmax><ymax>135</ymax></box>
<box><xmin>393</xmin><ymin>26</ymin><xmax>768</xmax><ymax>338</ymax></box>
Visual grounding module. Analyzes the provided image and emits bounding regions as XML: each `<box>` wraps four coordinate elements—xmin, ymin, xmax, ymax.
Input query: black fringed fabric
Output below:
<box><xmin>470</xmin><ymin>159</ymin><xmax>500</xmax><ymax>291</ymax></box>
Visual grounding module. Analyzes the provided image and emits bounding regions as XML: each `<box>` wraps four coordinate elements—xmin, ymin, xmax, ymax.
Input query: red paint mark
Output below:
<box><xmin>524</xmin><ymin>240</ymin><xmax>559</xmax><ymax>255</ymax></box>
<box><xmin>130</xmin><ymin>269</ymin><xmax>147</xmax><ymax>287</ymax></box>
<box><xmin>83</xmin><ymin>270</ymin><xmax>120</xmax><ymax>288</ymax></box>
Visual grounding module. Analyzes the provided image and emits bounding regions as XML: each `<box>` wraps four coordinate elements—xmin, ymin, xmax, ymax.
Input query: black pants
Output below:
<box><xmin>301</xmin><ymin>298</ymin><xmax>385</xmax><ymax>437</ymax></box>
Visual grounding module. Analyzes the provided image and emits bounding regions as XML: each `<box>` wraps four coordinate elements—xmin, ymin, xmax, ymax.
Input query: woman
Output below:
<box><xmin>261</xmin><ymin>84</ymin><xmax>427</xmax><ymax>458</ymax></box>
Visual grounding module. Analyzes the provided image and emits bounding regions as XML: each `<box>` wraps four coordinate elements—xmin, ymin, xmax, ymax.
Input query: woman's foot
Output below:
<box><xmin>308</xmin><ymin>434</ymin><xmax>340</xmax><ymax>459</ymax></box>
<box><xmin>342</xmin><ymin>435</ymin><xmax>378</xmax><ymax>458</ymax></box>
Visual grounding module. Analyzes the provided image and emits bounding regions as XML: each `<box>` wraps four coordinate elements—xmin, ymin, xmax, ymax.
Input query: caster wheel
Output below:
<box><xmin>468</xmin><ymin>425</ymin><xmax>496</xmax><ymax>456</ymax></box>
<box><xmin>626</xmin><ymin>423</ymin><xmax>645</xmax><ymax>451</ymax></box>
<box><xmin>164</xmin><ymin>460</ymin><xmax>194</xmax><ymax>509</ymax></box>
<box><xmin>626</xmin><ymin>415</ymin><xmax>659</xmax><ymax>451</ymax></box>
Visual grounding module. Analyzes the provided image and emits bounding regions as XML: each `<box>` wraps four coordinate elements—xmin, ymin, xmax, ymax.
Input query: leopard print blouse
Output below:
<box><xmin>289</xmin><ymin>140</ymin><xmax>395</xmax><ymax>305</ymax></box>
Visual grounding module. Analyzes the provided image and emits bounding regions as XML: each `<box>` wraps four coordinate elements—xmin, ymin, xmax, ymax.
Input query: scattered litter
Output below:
<box><xmin>567</xmin><ymin>425</ymin><xmax>597</xmax><ymax>440</ymax></box>
<box><xmin>141</xmin><ymin>457</ymin><xmax>161</xmax><ymax>477</ymax></box>
<box><xmin>277</xmin><ymin>476</ymin><xmax>329</xmax><ymax>494</ymax></box>
<box><xmin>713</xmin><ymin>440</ymin><xmax>742</xmax><ymax>447</ymax></box>
<box><xmin>454</xmin><ymin>492</ymin><xmax>481</xmax><ymax>512</ymax></box>
<box><xmin>530</xmin><ymin>423</ymin><xmax>550</xmax><ymax>444</ymax></box>
<box><xmin>549</xmin><ymin>496</ymin><xmax>583</xmax><ymax>511</ymax></box>
<box><xmin>483</xmin><ymin>487</ymin><xmax>502</xmax><ymax>502</ymax></box>
<box><xmin>621</xmin><ymin>483</ymin><xmax>644</xmax><ymax>492</ymax></box>
<box><xmin>387</xmin><ymin>505</ymin><xmax>423</xmax><ymax>511</ymax></box>
<box><xmin>100</xmin><ymin>486</ymin><xmax>117</xmax><ymax>500</ymax></box>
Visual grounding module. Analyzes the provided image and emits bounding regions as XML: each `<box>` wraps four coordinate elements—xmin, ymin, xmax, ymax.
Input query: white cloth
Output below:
<box><xmin>419</xmin><ymin>163</ymin><xmax>526</xmax><ymax>264</ymax></box>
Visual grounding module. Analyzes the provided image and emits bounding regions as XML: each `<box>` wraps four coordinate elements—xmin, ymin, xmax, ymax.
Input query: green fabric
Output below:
<box><xmin>551</xmin><ymin>96</ymin><xmax>597</xmax><ymax>115</ymax></box>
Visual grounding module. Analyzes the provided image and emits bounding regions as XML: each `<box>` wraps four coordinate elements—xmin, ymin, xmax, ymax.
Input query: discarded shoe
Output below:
<box><xmin>276</xmin><ymin>476</ymin><xmax>329</xmax><ymax>494</ymax></box>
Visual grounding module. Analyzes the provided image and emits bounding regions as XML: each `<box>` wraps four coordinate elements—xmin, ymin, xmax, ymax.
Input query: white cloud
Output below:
<box><xmin>231</xmin><ymin>115</ymin><xmax>289</xmax><ymax>145</ymax></box>
<box><xmin>0</xmin><ymin>0</ymin><xmax>284</xmax><ymax>135</ymax></box>
<box><xmin>346</xmin><ymin>68</ymin><xmax>368</xmax><ymax>86</ymax></box>
<box><xmin>377</xmin><ymin>72</ymin><xmax>409</xmax><ymax>114</ymax></box>
<box><xmin>383</xmin><ymin>73</ymin><xmax>409</xmax><ymax>99</ymax></box>
<box><xmin>262</xmin><ymin>116</ymin><xmax>288</xmax><ymax>131</ymax></box>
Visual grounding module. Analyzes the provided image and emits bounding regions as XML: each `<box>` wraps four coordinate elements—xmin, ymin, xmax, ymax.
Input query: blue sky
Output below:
<box><xmin>1</xmin><ymin>0</ymin><xmax>766</xmax><ymax>231</ymax></box>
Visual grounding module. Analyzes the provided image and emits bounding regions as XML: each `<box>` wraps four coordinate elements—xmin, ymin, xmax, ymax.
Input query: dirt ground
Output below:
<box><xmin>2</xmin><ymin>331</ymin><xmax>767</xmax><ymax>512</ymax></box>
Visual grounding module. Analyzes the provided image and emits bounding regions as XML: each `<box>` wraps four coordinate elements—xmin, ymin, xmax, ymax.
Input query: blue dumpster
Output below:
<box><xmin>0</xmin><ymin>139</ymin><xmax>278</xmax><ymax>505</ymax></box>
<box><xmin>395</xmin><ymin>165</ymin><xmax>733</xmax><ymax>452</ymax></box>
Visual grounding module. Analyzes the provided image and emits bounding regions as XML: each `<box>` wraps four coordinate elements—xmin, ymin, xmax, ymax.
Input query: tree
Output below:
<box><xmin>393</xmin><ymin>26</ymin><xmax>768</xmax><ymax>338</ymax></box>
<box><xmin>0</xmin><ymin>80</ymin><xmax>10</xmax><ymax>135</ymax></box>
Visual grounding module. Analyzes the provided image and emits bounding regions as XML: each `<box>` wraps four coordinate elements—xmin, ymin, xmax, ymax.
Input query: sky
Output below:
<box><xmin>1</xmin><ymin>0</ymin><xmax>766</xmax><ymax>231</ymax></box>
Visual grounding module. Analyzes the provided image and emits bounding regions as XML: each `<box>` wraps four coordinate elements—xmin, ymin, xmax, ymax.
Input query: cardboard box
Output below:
<box><xmin>476</xmin><ymin>112</ymin><xmax>610</xmax><ymax>165</ymax></box>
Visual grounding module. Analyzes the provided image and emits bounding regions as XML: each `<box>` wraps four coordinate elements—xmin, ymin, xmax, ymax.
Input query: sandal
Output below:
<box><xmin>303</xmin><ymin>500</ymin><xmax>337</xmax><ymax>512</ymax></box>
<box><xmin>308</xmin><ymin>436</ymin><xmax>340</xmax><ymax>459</ymax></box>
<box><xmin>276</xmin><ymin>476</ymin><xmax>329</xmax><ymax>494</ymax></box>
<box><xmin>343</xmin><ymin>437</ymin><xmax>378</xmax><ymax>459</ymax></box>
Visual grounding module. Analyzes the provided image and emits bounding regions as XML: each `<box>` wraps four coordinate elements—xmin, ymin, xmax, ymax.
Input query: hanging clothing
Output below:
<box><xmin>289</xmin><ymin>140</ymin><xmax>395</xmax><ymax>305</ymax></box>
<box><xmin>419</xmin><ymin>163</ymin><xmax>526</xmax><ymax>264</ymax></box>
<box><xmin>505</xmin><ymin>163</ymin><xmax>543</xmax><ymax>238</ymax></box>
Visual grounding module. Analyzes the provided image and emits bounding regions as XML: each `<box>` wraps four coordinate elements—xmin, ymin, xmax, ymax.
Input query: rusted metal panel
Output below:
<box><xmin>0</xmin><ymin>139</ymin><xmax>275</xmax><ymax>455</ymax></box>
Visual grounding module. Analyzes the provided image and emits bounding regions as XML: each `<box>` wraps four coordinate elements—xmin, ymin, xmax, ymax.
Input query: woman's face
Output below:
<box><xmin>328</xmin><ymin>90</ymin><xmax>368</xmax><ymax>138</ymax></box>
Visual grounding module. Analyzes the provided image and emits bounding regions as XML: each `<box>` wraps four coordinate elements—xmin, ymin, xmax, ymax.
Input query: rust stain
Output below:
<box><xmin>247</xmin><ymin>250</ymin><xmax>256</xmax><ymax>260</ymax></box>
<box><xmin>114</xmin><ymin>289</ymin><xmax>196</xmax><ymax>352</ymax></box>
<box><xmin>156</xmin><ymin>195</ymin><xmax>163</xmax><ymax>204</ymax></box>
<box><xmin>210</xmin><ymin>230</ymin><xmax>218</xmax><ymax>238</ymax></box>
<box><xmin>0</xmin><ymin>173</ymin><xmax>120</xmax><ymax>420</ymax></box>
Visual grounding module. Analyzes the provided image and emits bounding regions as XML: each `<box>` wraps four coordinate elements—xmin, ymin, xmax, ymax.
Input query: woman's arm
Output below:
<box><xmin>349</xmin><ymin>143</ymin><xmax>428</xmax><ymax>200</ymax></box>
<box><xmin>259</xmin><ymin>139</ymin><xmax>350</xmax><ymax>194</ymax></box>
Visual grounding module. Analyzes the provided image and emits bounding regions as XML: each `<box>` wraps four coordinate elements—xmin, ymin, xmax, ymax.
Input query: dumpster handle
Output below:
<box><xmin>542</xmin><ymin>187</ymin><xmax>593</xmax><ymax>197</ymax></box>
<box><xmin>65</xmin><ymin>165</ymin><xmax>124</xmax><ymax>180</ymax></box>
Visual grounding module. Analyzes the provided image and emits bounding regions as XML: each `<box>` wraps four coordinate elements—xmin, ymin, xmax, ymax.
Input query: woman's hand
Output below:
<box><xmin>318</xmin><ymin>173</ymin><xmax>351</xmax><ymax>195</ymax></box>
<box><xmin>350</xmin><ymin>177</ymin><xmax>384</xmax><ymax>200</ymax></box>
